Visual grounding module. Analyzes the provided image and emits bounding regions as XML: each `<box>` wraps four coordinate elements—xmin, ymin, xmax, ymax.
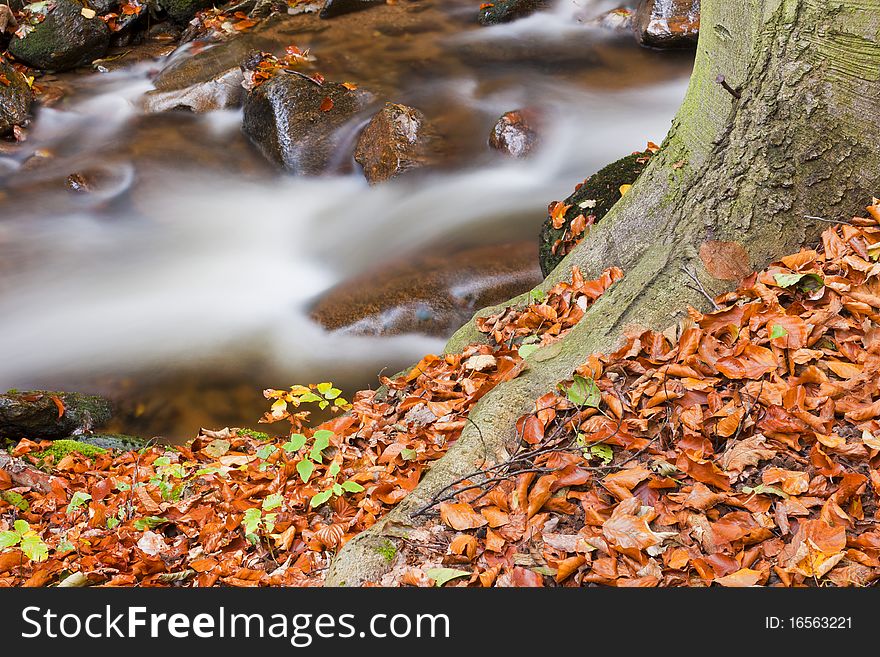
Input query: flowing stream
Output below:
<box><xmin>0</xmin><ymin>0</ymin><xmax>693</xmax><ymax>438</ymax></box>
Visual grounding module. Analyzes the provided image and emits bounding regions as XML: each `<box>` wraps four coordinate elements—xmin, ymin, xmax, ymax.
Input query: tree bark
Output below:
<box><xmin>325</xmin><ymin>0</ymin><xmax>880</xmax><ymax>586</ymax></box>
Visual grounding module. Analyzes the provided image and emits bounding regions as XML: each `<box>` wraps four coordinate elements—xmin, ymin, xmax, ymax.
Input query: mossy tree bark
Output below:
<box><xmin>326</xmin><ymin>0</ymin><xmax>880</xmax><ymax>585</ymax></box>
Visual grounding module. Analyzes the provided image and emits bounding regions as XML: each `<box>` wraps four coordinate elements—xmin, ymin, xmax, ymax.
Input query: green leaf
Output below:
<box><xmin>263</xmin><ymin>513</ymin><xmax>277</xmax><ymax>533</ymax></box>
<box><xmin>426</xmin><ymin>567</ymin><xmax>470</xmax><ymax>587</ymax></box>
<box><xmin>242</xmin><ymin>507</ymin><xmax>262</xmax><ymax>535</ymax></box>
<box><xmin>262</xmin><ymin>493</ymin><xmax>284</xmax><ymax>511</ymax></box>
<box><xmin>590</xmin><ymin>444</ymin><xmax>613</xmax><ymax>465</ymax></box>
<box><xmin>298</xmin><ymin>392</ymin><xmax>323</xmax><ymax>405</ymax></box>
<box><xmin>325</xmin><ymin>388</ymin><xmax>342</xmax><ymax>400</ymax></box>
<box><xmin>13</xmin><ymin>520</ymin><xmax>30</xmax><ymax>535</ymax></box>
<box><xmin>66</xmin><ymin>491</ymin><xmax>92</xmax><ymax>515</ymax></box>
<box><xmin>310</xmin><ymin>431</ymin><xmax>333</xmax><ymax>462</ymax></box>
<box><xmin>203</xmin><ymin>439</ymin><xmax>231</xmax><ymax>458</ymax></box>
<box><xmin>282</xmin><ymin>434</ymin><xmax>307</xmax><ymax>453</ymax></box>
<box><xmin>255</xmin><ymin>444</ymin><xmax>276</xmax><ymax>460</ymax></box>
<box><xmin>566</xmin><ymin>375</ymin><xmax>601</xmax><ymax>408</ymax></box>
<box><xmin>401</xmin><ymin>448</ymin><xmax>418</xmax><ymax>461</ymax></box>
<box><xmin>106</xmin><ymin>516</ymin><xmax>120</xmax><ymax>530</ymax></box>
<box><xmin>20</xmin><ymin>533</ymin><xmax>48</xmax><ymax>562</ymax></box>
<box><xmin>518</xmin><ymin>343</ymin><xmax>540</xmax><ymax>359</ymax></box>
<box><xmin>133</xmin><ymin>516</ymin><xmax>166</xmax><ymax>531</ymax></box>
<box><xmin>0</xmin><ymin>531</ymin><xmax>20</xmax><ymax>549</ymax></box>
<box><xmin>153</xmin><ymin>456</ymin><xmax>171</xmax><ymax>467</ymax></box>
<box><xmin>309</xmin><ymin>490</ymin><xmax>333</xmax><ymax>508</ymax></box>
<box><xmin>769</xmin><ymin>324</ymin><xmax>788</xmax><ymax>339</ymax></box>
<box><xmin>341</xmin><ymin>480</ymin><xmax>365</xmax><ymax>493</ymax></box>
<box><xmin>773</xmin><ymin>272</ymin><xmax>824</xmax><ymax>291</ymax></box>
<box><xmin>316</xmin><ymin>382</ymin><xmax>333</xmax><ymax>395</ymax></box>
<box><xmin>333</xmin><ymin>398</ymin><xmax>349</xmax><ymax>407</ymax></box>
<box><xmin>528</xmin><ymin>288</ymin><xmax>546</xmax><ymax>304</ymax></box>
<box><xmin>332</xmin><ymin>483</ymin><xmax>343</xmax><ymax>496</ymax></box>
<box><xmin>328</xmin><ymin>461</ymin><xmax>341</xmax><ymax>477</ymax></box>
<box><xmin>1</xmin><ymin>490</ymin><xmax>29</xmax><ymax>511</ymax></box>
<box><xmin>296</xmin><ymin>459</ymin><xmax>314</xmax><ymax>484</ymax></box>
<box><xmin>742</xmin><ymin>483</ymin><xmax>789</xmax><ymax>499</ymax></box>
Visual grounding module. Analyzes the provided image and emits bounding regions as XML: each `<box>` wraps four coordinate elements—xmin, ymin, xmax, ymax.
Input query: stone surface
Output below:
<box><xmin>0</xmin><ymin>391</ymin><xmax>113</xmax><ymax>440</ymax></box>
<box><xmin>588</xmin><ymin>7</ymin><xmax>634</xmax><ymax>32</ymax></box>
<box><xmin>159</xmin><ymin>0</ymin><xmax>214</xmax><ymax>24</ymax></box>
<box><xmin>311</xmin><ymin>242</ymin><xmax>543</xmax><ymax>336</ymax></box>
<box><xmin>488</xmin><ymin>109</ymin><xmax>538</xmax><ymax>158</ymax></box>
<box><xmin>539</xmin><ymin>150</ymin><xmax>652</xmax><ymax>276</ymax></box>
<box><xmin>354</xmin><ymin>102</ymin><xmax>434</xmax><ymax>184</ymax></box>
<box><xmin>319</xmin><ymin>0</ymin><xmax>384</xmax><ymax>19</ymax></box>
<box><xmin>0</xmin><ymin>62</ymin><xmax>31</xmax><ymax>135</ymax></box>
<box><xmin>145</xmin><ymin>66</ymin><xmax>244</xmax><ymax>113</ymax></box>
<box><xmin>478</xmin><ymin>0</ymin><xmax>547</xmax><ymax>25</ymax></box>
<box><xmin>242</xmin><ymin>73</ymin><xmax>369</xmax><ymax>175</ymax></box>
<box><xmin>8</xmin><ymin>0</ymin><xmax>111</xmax><ymax>70</ymax></box>
<box><xmin>633</xmin><ymin>0</ymin><xmax>699</xmax><ymax>49</ymax></box>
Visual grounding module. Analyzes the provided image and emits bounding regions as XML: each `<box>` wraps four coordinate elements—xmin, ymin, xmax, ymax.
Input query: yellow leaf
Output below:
<box><xmin>619</xmin><ymin>184</ymin><xmax>632</xmax><ymax>196</ymax></box>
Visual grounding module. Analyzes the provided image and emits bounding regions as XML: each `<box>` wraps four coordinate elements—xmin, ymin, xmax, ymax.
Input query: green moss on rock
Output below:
<box><xmin>37</xmin><ymin>439</ymin><xmax>107</xmax><ymax>462</ymax></box>
<box><xmin>0</xmin><ymin>62</ymin><xmax>32</xmax><ymax>135</ymax></box>
<box><xmin>538</xmin><ymin>150</ymin><xmax>653</xmax><ymax>276</ymax></box>
<box><xmin>0</xmin><ymin>390</ymin><xmax>113</xmax><ymax>440</ymax></box>
<box><xmin>8</xmin><ymin>0</ymin><xmax>111</xmax><ymax>71</ymax></box>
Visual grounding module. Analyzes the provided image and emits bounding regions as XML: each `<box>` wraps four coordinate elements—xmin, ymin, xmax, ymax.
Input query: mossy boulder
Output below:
<box><xmin>8</xmin><ymin>0</ymin><xmax>111</xmax><ymax>71</ymax></box>
<box><xmin>159</xmin><ymin>0</ymin><xmax>214</xmax><ymax>24</ymax></box>
<box><xmin>0</xmin><ymin>61</ymin><xmax>32</xmax><ymax>135</ymax></box>
<box><xmin>36</xmin><ymin>438</ymin><xmax>108</xmax><ymax>462</ymax></box>
<box><xmin>0</xmin><ymin>390</ymin><xmax>113</xmax><ymax>440</ymax></box>
<box><xmin>539</xmin><ymin>150</ymin><xmax>652</xmax><ymax>276</ymax></box>
<box><xmin>478</xmin><ymin>0</ymin><xmax>547</xmax><ymax>25</ymax></box>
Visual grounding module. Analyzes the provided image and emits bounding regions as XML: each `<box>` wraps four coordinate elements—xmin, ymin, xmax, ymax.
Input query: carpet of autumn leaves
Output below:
<box><xmin>401</xmin><ymin>202</ymin><xmax>880</xmax><ymax>588</ymax></box>
<box><xmin>0</xmin><ymin>266</ymin><xmax>616</xmax><ymax>587</ymax></box>
<box><xmin>4</xmin><ymin>203</ymin><xmax>880</xmax><ymax>587</ymax></box>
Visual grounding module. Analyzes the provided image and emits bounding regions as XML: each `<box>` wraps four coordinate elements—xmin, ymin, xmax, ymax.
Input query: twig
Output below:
<box><xmin>681</xmin><ymin>265</ymin><xmax>721</xmax><ymax>310</ymax></box>
<box><xmin>715</xmin><ymin>74</ymin><xmax>741</xmax><ymax>99</ymax></box>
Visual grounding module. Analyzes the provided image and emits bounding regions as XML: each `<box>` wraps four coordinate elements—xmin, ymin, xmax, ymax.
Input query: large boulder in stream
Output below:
<box><xmin>354</xmin><ymin>102</ymin><xmax>436</xmax><ymax>184</ymax></box>
<box><xmin>0</xmin><ymin>62</ymin><xmax>32</xmax><ymax>135</ymax></box>
<box><xmin>0</xmin><ymin>390</ymin><xmax>113</xmax><ymax>441</ymax></box>
<box><xmin>539</xmin><ymin>149</ymin><xmax>653</xmax><ymax>276</ymax></box>
<box><xmin>633</xmin><ymin>0</ymin><xmax>700</xmax><ymax>49</ymax></box>
<box><xmin>478</xmin><ymin>0</ymin><xmax>548</xmax><ymax>25</ymax></box>
<box><xmin>8</xmin><ymin>0</ymin><xmax>111</xmax><ymax>71</ymax></box>
<box><xmin>145</xmin><ymin>67</ymin><xmax>244</xmax><ymax>113</ymax></box>
<box><xmin>243</xmin><ymin>73</ymin><xmax>370</xmax><ymax>175</ymax></box>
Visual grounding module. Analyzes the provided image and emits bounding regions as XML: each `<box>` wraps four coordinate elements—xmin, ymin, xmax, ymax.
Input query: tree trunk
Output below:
<box><xmin>325</xmin><ymin>0</ymin><xmax>880</xmax><ymax>586</ymax></box>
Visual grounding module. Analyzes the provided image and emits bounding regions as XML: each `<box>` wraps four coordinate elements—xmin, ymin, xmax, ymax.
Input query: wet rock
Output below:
<box><xmin>354</xmin><ymin>102</ymin><xmax>434</xmax><ymax>184</ymax></box>
<box><xmin>8</xmin><ymin>0</ymin><xmax>111</xmax><ymax>71</ymax></box>
<box><xmin>320</xmin><ymin>0</ymin><xmax>385</xmax><ymax>19</ymax></box>
<box><xmin>145</xmin><ymin>66</ymin><xmax>244</xmax><ymax>113</ymax></box>
<box><xmin>159</xmin><ymin>0</ymin><xmax>214</xmax><ymax>24</ymax></box>
<box><xmin>75</xmin><ymin>433</ymin><xmax>148</xmax><ymax>451</ymax></box>
<box><xmin>242</xmin><ymin>73</ymin><xmax>369</xmax><ymax>175</ymax></box>
<box><xmin>588</xmin><ymin>7</ymin><xmax>634</xmax><ymax>32</ymax></box>
<box><xmin>0</xmin><ymin>62</ymin><xmax>32</xmax><ymax>135</ymax></box>
<box><xmin>311</xmin><ymin>242</ymin><xmax>543</xmax><ymax>337</ymax></box>
<box><xmin>86</xmin><ymin>0</ymin><xmax>118</xmax><ymax>13</ymax></box>
<box><xmin>0</xmin><ymin>390</ymin><xmax>113</xmax><ymax>440</ymax></box>
<box><xmin>478</xmin><ymin>0</ymin><xmax>547</xmax><ymax>25</ymax></box>
<box><xmin>488</xmin><ymin>109</ymin><xmax>538</xmax><ymax>158</ymax></box>
<box><xmin>0</xmin><ymin>4</ymin><xmax>17</xmax><ymax>34</ymax></box>
<box><xmin>539</xmin><ymin>149</ymin><xmax>652</xmax><ymax>276</ymax></box>
<box><xmin>147</xmin><ymin>21</ymin><xmax>183</xmax><ymax>41</ymax></box>
<box><xmin>633</xmin><ymin>0</ymin><xmax>699</xmax><ymax>49</ymax></box>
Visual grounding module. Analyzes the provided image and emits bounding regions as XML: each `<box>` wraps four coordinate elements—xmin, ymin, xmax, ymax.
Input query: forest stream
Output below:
<box><xmin>0</xmin><ymin>0</ymin><xmax>693</xmax><ymax>439</ymax></box>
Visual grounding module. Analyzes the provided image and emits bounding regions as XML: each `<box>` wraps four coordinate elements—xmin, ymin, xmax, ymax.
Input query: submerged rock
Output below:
<box><xmin>242</xmin><ymin>73</ymin><xmax>369</xmax><ymax>175</ymax></box>
<box><xmin>0</xmin><ymin>62</ymin><xmax>32</xmax><ymax>135</ymax></box>
<box><xmin>145</xmin><ymin>66</ymin><xmax>244</xmax><ymax>113</ymax></box>
<box><xmin>320</xmin><ymin>0</ymin><xmax>385</xmax><ymax>19</ymax></box>
<box><xmin>0</xmin><ymin>390</ymin><xmax>113</xmax><ymax>440</ymax></box>
<box><xmin>588</xmin><ymin>7</ymin><xmax>634</xmax><ymax>32</ymax></box>
<box><xmin>488</xmin><ymin>109</ymin><xmax>538</xmax><ymax>158</ymax></box>
<box><xmin>354</xmin><ymin>102</ymin><xmax>434</xmax><ymax>184</ymax></box>
<box><xmin>539</xmin><ymin>150</ymin><xmax>653</xmax><ymax>276</ymax></box>
<box><xmin>633</xmin><ymin>0</ymin><xmax>699</xmax><ymax>49</ymax></box>
<box><xmin>8</xmin><ymin>0</ymin><xmax>111</xmax><ymax>71</ymax></box>
<box><xmin>478</xmin><ymin>0</ymin><xmax>547</xmax><ymax>25</ymax></box>
<box><xmin>311</xmin><ymin>242</ymin><xmax>543</xmax><ymax>337</ymax></box>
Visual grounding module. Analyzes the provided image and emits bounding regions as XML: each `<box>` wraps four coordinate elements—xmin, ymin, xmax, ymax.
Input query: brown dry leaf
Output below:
<box><xmin>699</xmin><ymin>241</ymin><xmax>752</xmax><ymax>281</ymax></box>
<box><xmin>439</xmin><ymin>502</ymin><xmax>488</xmax><ymax>531</ymax></box>
<box><xmin>720</xmin><ymin>434</ymin><xmax>777</xmax><ymax>474</ymax></box>
<box><xmin>714</xmin><ymin>568</ymin><xmax>763</xmax><ymax>587</ymax></box>
<box><xmin>601</xmin><ymin>498</ymin><xmax>662</xmax><ymax>553</ymax></box>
